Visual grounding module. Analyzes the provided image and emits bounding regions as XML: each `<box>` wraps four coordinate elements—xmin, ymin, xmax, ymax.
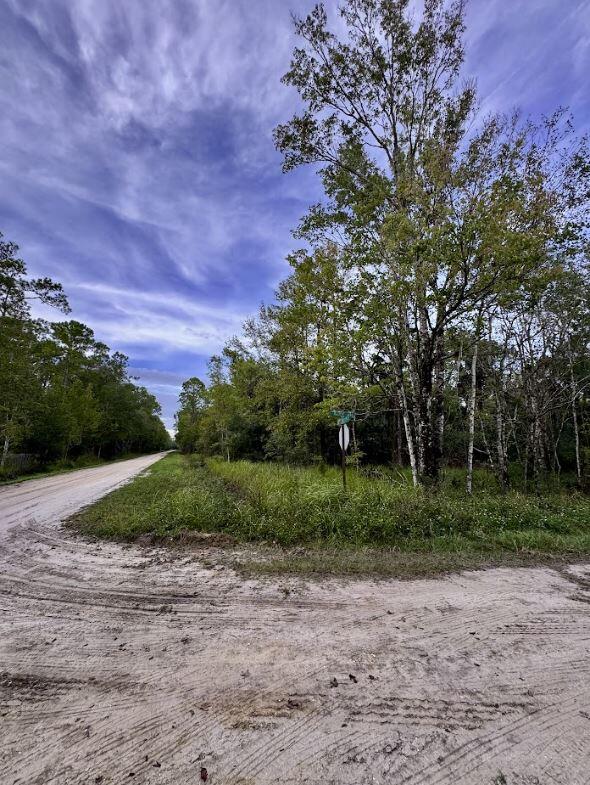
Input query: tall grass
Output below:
<box><xmin>208</xmin><ymin>458</ymin><xmax>590</xmax><ymax>550</ymax></box>
<box><xmin>72</xmin><ymin>454</ymin><xmax>590</xmax><ymax>560</ymax></box>
<box><xmin>71</xmin><ymin>453</ymin><xmax>238</xmax><ymax>539</ymax></box>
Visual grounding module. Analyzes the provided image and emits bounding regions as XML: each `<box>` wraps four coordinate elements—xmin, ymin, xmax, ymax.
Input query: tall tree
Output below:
<box><xmin>275</xmin><ymin>0</ymin><xmax>590</xmax><ymax>485</ymax></box>
<box><xmin>1</xmin><ymin>230</ymin><xmax>170</xmax><ymax>471</ymax></box>
<box><xmin>175</xmin><ymin>377</ymin><xmax>209</xmax><ymax>454</ymax></box>
<box><xmin>0</xmin><ymin>232</ymin><xmax>70</xmax><ymax>466</ymax></box>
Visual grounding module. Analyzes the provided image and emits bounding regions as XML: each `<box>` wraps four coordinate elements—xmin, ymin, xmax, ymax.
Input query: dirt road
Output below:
<box><xmin>0</xmin><ymin>454</ymin><xmax>168</xmax><ymax>536</ymax></box>
<box><xmin>1</xmin><ymin>457</ymin><xmax>589</xmax><ymax>785</ymax></box>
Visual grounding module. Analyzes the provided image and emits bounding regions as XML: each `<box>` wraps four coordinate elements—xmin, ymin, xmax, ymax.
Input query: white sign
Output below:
<box><xmin>339</xmin><ymin>423</ymin><xmax>350</xmax><ymax>452</ymax></box>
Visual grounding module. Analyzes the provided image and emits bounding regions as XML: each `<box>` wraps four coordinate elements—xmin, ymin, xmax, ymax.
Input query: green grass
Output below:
<box><xmin>70</xmin><ymin>453</ymin><xmax>239</xmax><ymax>540</ymax></box>
<box><xmin>208</xmin><ymin>458</ymin><xmax>590</xmax><ymax>548</ymax></box>
<box><xmin>70</xmin><ymin>453</ymin><xmax>590</xmax><ymax>577</ymax></box>
<box><xmin>236</xmin><ymin>546</ymin><xmax>581</xmax><ymax>580</ymax></box>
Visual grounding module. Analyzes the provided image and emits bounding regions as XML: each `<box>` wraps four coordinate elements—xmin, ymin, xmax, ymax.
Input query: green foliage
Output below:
<box><xmin>208</xmin><ymin>459</ymin><xmax>590</xmax><ymax>547</ymax></box>
<box><xmin>0</xmin><ymin>231</ymin><xmax>170</xmax><ymax>471</ymax></box>
<box><xmin>272</xmin><ymin>0</ymin><xmax>590</xmax><ymax>485</ymax></box>
<box><xmin>72</xmin><ymin>452</ymin><xmax>238</xmax><ymax>540</ymax></box>
<box><xmin>175</xmin><ymin>377</ymin><xmax>209</xmax><ymax>454</ymax></box>
<box><xmin>72</xmin><ymin>454</ymin><xmax>590</xmax><ymax>562</ymax></box>
<box><xmin>1</xmin><ymin>230</ymin><xmax>69</xmax><ymax>318</ymax></box>
<box><xmin>175</xmin><ymin>0</ymin><xmax>590</xmax><ymax>490</ymax></box>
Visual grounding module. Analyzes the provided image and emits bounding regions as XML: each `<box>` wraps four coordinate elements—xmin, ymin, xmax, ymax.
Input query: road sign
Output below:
<box><xmin>339</xmin><ymin>423</ymin><xmax>350</xmax><ymax>451</ymax></box>
<box><xmin>331</xmin><ymin>409</ymin><xmax>355</xmax><ymax>425</ymax></box>
<box><xmin>339</xmin><ymin>423</ymin><xmax>350</xmax><ymax>490</ymax></box>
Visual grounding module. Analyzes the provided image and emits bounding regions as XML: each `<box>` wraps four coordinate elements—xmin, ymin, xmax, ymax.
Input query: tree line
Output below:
<box><xmin>176</xmin><ymin>0</ymin><xmax>590</xmax><ymax>492</ymax></box>
<box><xmin>1</xmin><ymin>231</ymin><xmax>170</xmax><ymax>474</ymax></box>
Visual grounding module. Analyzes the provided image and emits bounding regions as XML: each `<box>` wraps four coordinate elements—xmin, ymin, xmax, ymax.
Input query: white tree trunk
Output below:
<box><xmin>495</xmin><ymin>391</ymin><xmax>508</xmax><ymax>492</ymax></box>
<box><xmin>398</xmin><ymin>380</ymin><xmax>418</xmax><ymax>487</ymax></box>
<box><xmin>571</xmin><ymin>366</ymin><xmax>582</xmax><ymax>485</ymax></box>
<box><xmin>466</xmin><ymin>340</ymin><xmax>478</xmax><ymax>495</ymax></box>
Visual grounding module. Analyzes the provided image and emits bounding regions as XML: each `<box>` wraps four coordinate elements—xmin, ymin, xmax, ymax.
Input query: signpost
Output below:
<box><xmin>339</xmin><ymin>423</ymin><xmax>350</xmax><ymax>489</ymax></box>
<box><xmin>331</xmin><ymin>410</ymin><xmax>355</xmax><ymax>490</ymax></box>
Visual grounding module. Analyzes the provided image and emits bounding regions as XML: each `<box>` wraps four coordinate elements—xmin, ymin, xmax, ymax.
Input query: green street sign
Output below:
<box><xmin>330</xmin><ymin>409</ymin><xmax>355</xmax><ymax>425</ymax></box>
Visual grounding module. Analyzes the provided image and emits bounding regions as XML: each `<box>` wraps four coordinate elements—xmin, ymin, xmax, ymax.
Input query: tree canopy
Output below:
<box><xmin>176</xmin><ymin>0</ymin><xmax>590</xmax><ymax>491</ymax></box>
<box><xmin>1</xmin><ymin>231</ymin><xmax>170</xmax><ymax>473</ymax></box>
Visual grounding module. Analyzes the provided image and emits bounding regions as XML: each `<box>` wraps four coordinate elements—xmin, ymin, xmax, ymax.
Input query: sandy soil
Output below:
<box><xmin>0</xmin><ymin>457</ymin><xmax>589</xmax><ymax>785</ymax></box>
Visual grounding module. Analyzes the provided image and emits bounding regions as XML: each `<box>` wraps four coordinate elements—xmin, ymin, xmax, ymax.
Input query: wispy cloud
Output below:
<box><xmin>0</xmin><ymin>0</ymin><xmax>588</xmax><ymax>429</ymax></box>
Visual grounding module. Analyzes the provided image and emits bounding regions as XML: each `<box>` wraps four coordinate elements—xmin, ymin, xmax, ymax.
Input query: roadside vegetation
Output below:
<box><xmin>0</xmin><ymin>231</ymin><xmax>171</xmax><ymax>480</ymax></box>
<box><xmin>71</xmin><ymin>453</ymin><xmax>590</xmax><ymax>577</ymax></box>
<box><xmin>209</xmin><ymin>459</ymin><xmax>589</xmax><ymax>549</ymax></box>
<box><xmin>175</xmin><ymin>0</ymin><xmax>589</xmax><ymax>496</ymax></box>
<box><xmin>167</xmin><ymin>0</ymin><xmax>590</xmax><ymax>579</ymax></box>
<box><xmin>10</xmin><ymin>0</ymin><xmax>590</xmax><ymax>583</ymax></box>
<box><xmin>71</xmin><ymin>453</ymin><xmax>234</xmax><ymax>541</ymax></box>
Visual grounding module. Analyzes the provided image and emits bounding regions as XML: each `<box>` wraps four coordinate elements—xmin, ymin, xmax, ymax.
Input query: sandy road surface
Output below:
<box><xmin>1</xmin><ymin>457</ymin><xmax>589</xmax><ymax>785</ymax></box>
<box><xmin>0</xmin><ymin>454</ymin><xmax>169</xmax><ymax>536</ymax></box>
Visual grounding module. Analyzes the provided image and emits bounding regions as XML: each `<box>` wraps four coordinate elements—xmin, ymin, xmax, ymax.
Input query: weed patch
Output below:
<box><xmin>71</xmin><ymin>454</ymin><xmax>590</xmax><ymax>579</ymax></box>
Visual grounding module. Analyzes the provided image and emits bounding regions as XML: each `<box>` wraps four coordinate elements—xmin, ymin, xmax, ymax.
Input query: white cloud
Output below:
<box><xmin>64</xmin><ymin>281</ymin><xmax>249</xmax><ymax>355</ymax></box>
<box><xmin>2</xmin><ymin>0</ymin><xmax>588</xmax><ymax>429</ymax></box>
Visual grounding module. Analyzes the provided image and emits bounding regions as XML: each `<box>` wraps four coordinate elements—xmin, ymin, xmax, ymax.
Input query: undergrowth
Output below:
<box><xmin>71</xmin><ymin>453</ymin><xmax>590</xmax><ymax>568</ymax></box>
<box><xmin>208</xmin><ymin>458</ymin><xmax>590</xmax><ymax>550</ymax></box>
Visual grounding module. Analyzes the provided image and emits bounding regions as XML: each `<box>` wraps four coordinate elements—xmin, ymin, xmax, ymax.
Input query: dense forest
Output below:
<box><xmin>176</xmin><ymin>0</ymin><xmax>590</xmax><ymax>492</ymax></box>
<box><xmin>1</xmin><ymin>231</ymin><xmax>170</xmax><ymax>476</ymax></box>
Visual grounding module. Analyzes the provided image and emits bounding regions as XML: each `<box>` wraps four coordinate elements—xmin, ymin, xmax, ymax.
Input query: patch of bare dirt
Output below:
<box><xmin>135</xmin><ymin>530</ymin><xmax>237</xmax><ymax>549</ymax></box>
<box><xmin>0</xmin><ymin>456</ymin><xmax>589</xmax><ymax>784</ymax></box>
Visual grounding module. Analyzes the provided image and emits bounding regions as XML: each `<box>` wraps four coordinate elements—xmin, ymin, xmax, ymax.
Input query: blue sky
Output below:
<box><xmin>1</xmin><ymin>0</ymin><xmax>589</xmax><ymax>431</ymax></box>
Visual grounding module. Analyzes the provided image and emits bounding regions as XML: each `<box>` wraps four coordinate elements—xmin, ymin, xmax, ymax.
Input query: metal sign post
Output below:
<box><xmin>339</xmin><ymin>423</ymin><xmax>350</xmax><ymax>489</ymax></box>
<box><xmin>331</xmin><ymin>410</ymin><xmax>354</xmax><ymax>491</ymax></box>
